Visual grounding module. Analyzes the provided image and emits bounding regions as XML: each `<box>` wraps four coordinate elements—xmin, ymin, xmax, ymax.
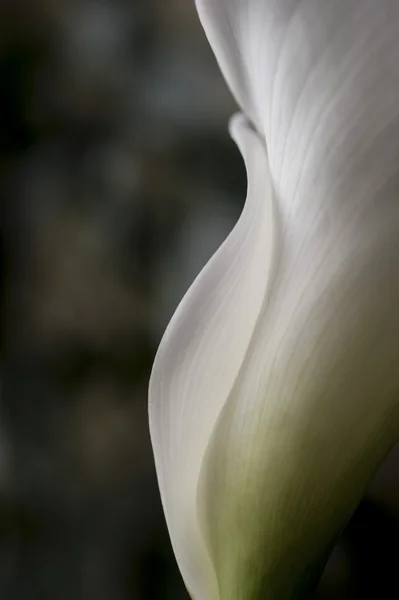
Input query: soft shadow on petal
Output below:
<box><xmin>149</xmin><ymin>114</ymin><xmax>277</xmax><ymax>600</ymax></box>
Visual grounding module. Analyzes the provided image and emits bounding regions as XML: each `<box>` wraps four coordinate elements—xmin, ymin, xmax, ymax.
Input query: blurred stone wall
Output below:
<box><xmin>0</xmin><ymin>1</ymin><xmax>398</xmax><ymax>599</ymax></box>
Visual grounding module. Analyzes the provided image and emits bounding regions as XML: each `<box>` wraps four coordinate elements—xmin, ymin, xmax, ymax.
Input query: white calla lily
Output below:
<box><xmin>149</xmin><ymin>1</ymin><xmax>399</xmax><ymax>599</ymax></box>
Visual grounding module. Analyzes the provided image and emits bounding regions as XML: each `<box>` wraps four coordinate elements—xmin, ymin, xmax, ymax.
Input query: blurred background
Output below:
<box><xmin>0</xmin><ymin>1</ymin><xmax>398</xmax><ymax>598</ymax></box>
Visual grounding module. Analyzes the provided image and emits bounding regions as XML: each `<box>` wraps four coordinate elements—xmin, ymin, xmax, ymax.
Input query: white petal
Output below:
<box><xmin>149</xmin><ymin>114</ymin><xmax>276</xmax><ymax>600</ymax></box>
<box><xmin>197</xmin><ymin>225</ymin><xmax>399</xmax><ymax>597</ymax></box>
<box><xmin>192</xmin><ymin>2</ymin><xmax>399</xmax><ymax>596</ymax></box>
<box><xmin>151</xmin><ymin>2</ymin><xmax>399</xmax><ymax>597</ymax></box>
<box><xmin>196</xmin><ymin>1</ymin><xmax>399</xmax><ymax>229</ymax></box>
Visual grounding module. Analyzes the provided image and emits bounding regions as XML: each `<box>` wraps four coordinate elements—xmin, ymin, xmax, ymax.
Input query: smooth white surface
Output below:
<box><xmin>151</xmin><ymin>1</ymin><xmax>399</xmax><ymax>598</ymax></box>
<box><xmin>149</xmin><ymin>114</ymin><xmax>275</xmax><ymax>600</ymax></box>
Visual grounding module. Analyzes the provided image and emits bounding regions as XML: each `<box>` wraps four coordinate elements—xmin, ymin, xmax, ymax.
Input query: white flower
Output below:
<box><xmin>149</xmin><ymin>1</ymin><xmax>399</xmax><ymax>599</ymax></box>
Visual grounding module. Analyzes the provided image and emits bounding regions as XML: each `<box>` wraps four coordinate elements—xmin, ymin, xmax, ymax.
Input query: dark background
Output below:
<box><xmin>0</xmin><ymin>1</ymin><xmax>398</xmax><ymax>598</ymax></box>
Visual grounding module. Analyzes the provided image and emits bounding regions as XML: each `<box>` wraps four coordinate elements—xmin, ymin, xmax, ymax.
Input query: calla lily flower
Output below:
<box><xmin>149</xmin><ymin>1</ymin><xmax>399</xmax><ymax>598</ymax></box>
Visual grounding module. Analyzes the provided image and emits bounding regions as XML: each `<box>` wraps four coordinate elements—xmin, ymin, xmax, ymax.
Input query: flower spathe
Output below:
<box><xmin>149</xmin><ymin>1</ymin><xmax>399</xmax><ymax>599</ymax></box>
